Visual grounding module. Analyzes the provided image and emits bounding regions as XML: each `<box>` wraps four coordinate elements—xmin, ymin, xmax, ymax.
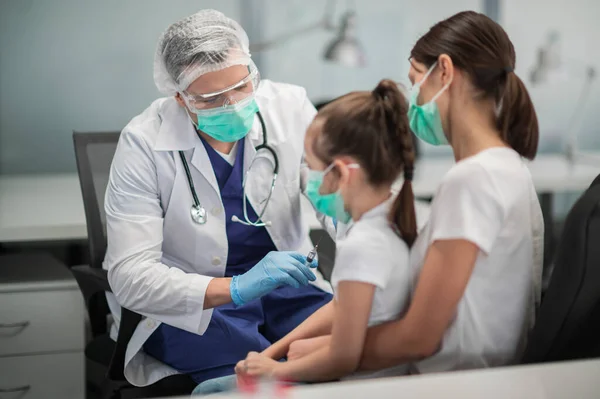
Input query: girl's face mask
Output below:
<box><xmin>305</xmin><ymin>162</ymin><xmax>359</xmax><ymax>224</ymax></box>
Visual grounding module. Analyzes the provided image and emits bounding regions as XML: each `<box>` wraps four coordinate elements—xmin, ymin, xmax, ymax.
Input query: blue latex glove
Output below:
<box><xmin>230</xmin><ymin>251</ymin><xmax>318</xmax><ymax>305</ymax></box>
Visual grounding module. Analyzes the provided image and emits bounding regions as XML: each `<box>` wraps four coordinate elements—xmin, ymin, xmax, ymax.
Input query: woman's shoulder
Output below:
<box><xmin>438</xmin><ymin>147</ymin><xmax>531</xmax><ymax>202</ymax></box>
<box><xmin>443</xmin><ymin>147</ymin><xmax>525</xmax><ymax>184</ymax></box>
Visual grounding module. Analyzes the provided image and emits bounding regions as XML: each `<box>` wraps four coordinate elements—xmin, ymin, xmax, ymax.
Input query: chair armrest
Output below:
<box><xmin>108</xmin><ymin>307</ymin><xmax>142</xmax><ymax>381</ymax></box>
<box><xmin>71</xmin><ymin>265</ymin><xmax>112</xmax><ymax>337</ymax></box>
<box><xmin>71</xmin><ymin>265</ymin><xmax>112</xmax><ymax>299</ymax></box>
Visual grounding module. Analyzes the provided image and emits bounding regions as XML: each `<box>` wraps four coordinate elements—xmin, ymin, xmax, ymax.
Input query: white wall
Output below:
<box><xmin>256</xmin><ymin>0</ymin><xmax>480</xmax><ymax>157</ymax></box>
<box><xmin>258</xmin><ymin>0</ymin><xmax>480</xmax><ymax>101</ymax></box>
<box><xmin>502</xmin><ymin>0</ymin><xmax>600</xmax><ymax>216</ymax></box>
<box><xmin>1</xmin><ymin>0</ymin><xmax>598</xmax><ymax>174</ymax></box>
<box><xmin>0</xmin><ymin>0</ymin><xmax>240</xmax><ymax>174</ymax></box>
<box><xmin>503</xmin><ymin>0</ymin><xmax>600</xmax><ymax>153</ymax></box>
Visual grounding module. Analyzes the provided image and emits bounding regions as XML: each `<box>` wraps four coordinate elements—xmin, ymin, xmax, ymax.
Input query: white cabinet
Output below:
<box><xmin>0</xmin><ymin>253</ymin><xmax>85</xmax><ymax>399</ymax></box>
<box><xmin>0</xmin><ymin>353</ymin><xmax>84</xmax><ymax>399</ymax></box>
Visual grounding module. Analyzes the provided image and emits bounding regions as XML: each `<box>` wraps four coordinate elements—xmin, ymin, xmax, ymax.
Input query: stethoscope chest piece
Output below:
<box><xmin>191</xmin><ymin>205</ymin><xmax>207</xmax><ymax>224</ymax></box>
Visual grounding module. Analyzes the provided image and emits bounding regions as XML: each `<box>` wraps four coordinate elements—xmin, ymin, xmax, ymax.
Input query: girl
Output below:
<box><xmin>234</xmin><ymin>79</ymin><xmax>418</xmax><ymax>382</ymax></box>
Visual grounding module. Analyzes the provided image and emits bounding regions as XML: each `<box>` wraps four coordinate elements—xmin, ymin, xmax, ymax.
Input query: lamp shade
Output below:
<box><xmin>323</xmin><ymin>11</ymin><xmax>366</xmax><ymax>68</ymax></box>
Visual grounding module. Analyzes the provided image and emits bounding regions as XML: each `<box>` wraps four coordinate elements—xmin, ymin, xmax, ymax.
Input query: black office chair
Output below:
<box><xmin>72</xmin><ymin>131</ymin><xmax>196</xmax><ymax>399</ymax></box>
<box><xmin>521</xmin><ymin>173</ymin><xmax>600</xmax><ymax>364</ymax></box>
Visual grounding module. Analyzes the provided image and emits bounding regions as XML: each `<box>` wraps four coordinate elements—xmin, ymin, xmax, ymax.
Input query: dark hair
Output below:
<box><xmin>411</xmin><ymin>11</ymin><xmax>539</xmax><ymax>160</ymax></box>
<box><xmin>314</xmin><ymin>79</ymin><xmax>417</xmax><ymax>247</ymax></box>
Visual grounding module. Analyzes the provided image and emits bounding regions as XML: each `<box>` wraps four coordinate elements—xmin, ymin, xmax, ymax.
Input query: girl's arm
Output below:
<box><xmin>358</xmin><ymin>239</ymin><xmax>479</xmax><ymax>370</ymax></box>
<box><xmin>356</xmin><ymin>163</ymin><xmax>505</xmax><ymax>371</ymax></box>
<box><xmin>262</xmin><ymin>299</ymin><xmax>334</xmax><ymax>360</ymax></box>
<box><xmin>248</xmin><ymin>281</ymin><xmax>376</xmax><ymax>382</ymax></box>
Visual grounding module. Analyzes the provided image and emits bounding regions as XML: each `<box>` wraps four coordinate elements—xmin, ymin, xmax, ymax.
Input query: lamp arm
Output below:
<box><xmin>249</xmin><ymin>19</ymin><xmax>328</xmax><ymax>52</ymax></box>
<box><xmin>565</xmin><ymin>65</ymin><xmax>596</xmax><ymax>156</ymax></box>
<box><xmin>249</xmin><ymin>0</ymin><xmax>337</xmax><ymax>52</ymax></box>
<box><xmin>560</xmin><ymin>57</ymin><xmax>597</xmax><ymax>80</ymax></box>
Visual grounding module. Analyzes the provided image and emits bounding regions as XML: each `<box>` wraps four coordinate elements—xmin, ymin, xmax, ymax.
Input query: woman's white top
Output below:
<box><xmin>410</xmin><ymin>147</ymin><xmax>544</xmax><ymax>373</ymax></box>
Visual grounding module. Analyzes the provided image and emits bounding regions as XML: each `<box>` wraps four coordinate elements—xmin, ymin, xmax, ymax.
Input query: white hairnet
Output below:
<box><xmin>154</xmin><ymin>9</ymin><xmax>252</xmax><ymax>95</ymax></box>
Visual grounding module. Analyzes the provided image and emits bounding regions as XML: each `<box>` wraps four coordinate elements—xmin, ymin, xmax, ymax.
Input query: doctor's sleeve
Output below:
<box><xmin>428</xmin><ymin>163</ymin><xmax>506</xmax><ymax>254</ymax></box>
<box><xmin>104</xmin><ymin>129</ymin><xmax>214</xmax><ymax>335</ymax></box>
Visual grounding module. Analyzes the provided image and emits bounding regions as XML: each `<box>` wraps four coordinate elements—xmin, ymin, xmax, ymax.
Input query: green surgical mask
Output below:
<box><xmin>407</xmin><ymin>61</ymin><xmax>451</xmax><ymax>146</ymax></box>
<box><xmin>192</xmin><ymin>96</ymin><xmax>259</xmax><ymax>143</ymax></box>
<box><xmin>305</xmin><ymin>163</ymin><xmax>359</xmax><ymax>224</ymax></box>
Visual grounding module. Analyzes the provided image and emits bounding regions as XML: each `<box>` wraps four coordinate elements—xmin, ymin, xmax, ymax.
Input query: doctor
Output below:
<box><xmin>103</xmin><ymin>9</ymin><xmax>333</xmax><ymax>387</ymax></box>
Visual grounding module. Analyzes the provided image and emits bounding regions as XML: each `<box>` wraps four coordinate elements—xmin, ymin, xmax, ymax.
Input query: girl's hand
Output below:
<box><xmin>235</xmin><ymin>352</ymin><xmax>283</xmax><ymax>378</ymax></box>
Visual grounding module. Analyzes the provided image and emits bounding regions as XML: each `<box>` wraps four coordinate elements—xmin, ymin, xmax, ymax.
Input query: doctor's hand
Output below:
<box><xmin>230</xmin><ymin>251</ymin><xmax>318</xmax><ymax>306</ymax></box>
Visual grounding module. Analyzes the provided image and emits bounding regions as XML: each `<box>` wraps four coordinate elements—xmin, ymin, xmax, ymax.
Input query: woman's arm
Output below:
<box><xmin>359</xmin><ymin>239</ymin><xmax>479</xmax><ymax>370</ymax></box>
<box><xmin>287</xmin><ymin>335</ymin><xmax>331</xmax><ymax>360</ymax></box>
<box><xmin>247</xmin><ymin>281</ymin><xmax>376</xmax><ymax>382</ymax></box>
<box><xmin>262</xmin><ymin>300</ymin><xmax>334</xmax><ymax>360</ymax></box>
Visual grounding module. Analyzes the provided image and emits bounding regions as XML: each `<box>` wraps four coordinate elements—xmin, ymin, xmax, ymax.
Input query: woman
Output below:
<box><xmin>358</xmin><ymin>10</ymin><xmax>545</xmax><ymax>374</ymax></box>
<box><xmin>259</xmin><ymin>10</ymin><xmax>545</xmax><ymax>377</ymax></box>
<box><xmin>103</xmin><ymin>9</ymin><xmax>333</xmax><ymax>387</ymax></box>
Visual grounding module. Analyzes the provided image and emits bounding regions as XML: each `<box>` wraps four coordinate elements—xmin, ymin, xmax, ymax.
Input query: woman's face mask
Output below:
<box><xmin>305</xmin><ymin>162</ymin><xmax>359</xmax><ymax>224</ymax></box>
<box><xmin>407</xmin><ymin>61</ymin><xmax>452</xmax><ymax>146</ymax></box>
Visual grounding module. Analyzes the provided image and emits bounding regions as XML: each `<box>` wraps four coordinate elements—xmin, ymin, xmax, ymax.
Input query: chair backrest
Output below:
<box><xmin>73</xmin><ymin>131</ymin><xmax>152</xmax><ymax>384</ymax></box>
<box><xmin>521</xmin><ymin>173</ymin><xmax>600</xmax><ymax>364</ymax></box>
<box><xmin>73</xmin><ymin>131</ymin><xmax>120</xmax><ymax>269</ymax></box>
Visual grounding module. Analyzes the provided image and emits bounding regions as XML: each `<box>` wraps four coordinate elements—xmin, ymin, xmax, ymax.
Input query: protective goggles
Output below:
<box><xmin>180</xmin><ymin>63</ymin><xmax>260</xmax><ymax>111</ymax></box>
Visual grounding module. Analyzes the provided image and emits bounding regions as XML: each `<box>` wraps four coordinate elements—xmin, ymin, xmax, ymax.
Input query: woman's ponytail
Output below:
<box><xmin>497</xmin><ymin>71</ymin><xmax>539</xmax><ymax>160</ymax></box>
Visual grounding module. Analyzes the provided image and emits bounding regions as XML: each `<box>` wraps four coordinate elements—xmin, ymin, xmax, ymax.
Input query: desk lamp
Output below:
<box><xmin>249</xmin><ymin>0</ymin><xmax>366</xmax><ymax>68</ymax></box>
<box><xmin>529</xmin><ymin>31</ymin><xmax>597</xmax><ymax>164</ymax></box>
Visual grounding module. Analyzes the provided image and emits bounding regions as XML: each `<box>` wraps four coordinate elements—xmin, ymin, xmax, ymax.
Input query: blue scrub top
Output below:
<box><xmin>199</xmin><ymin>136</ymin><xmax>277</xmax><ymax>276</ymax></box>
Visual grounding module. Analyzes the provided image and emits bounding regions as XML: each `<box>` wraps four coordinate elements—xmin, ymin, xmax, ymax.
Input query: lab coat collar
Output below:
<box><xmin>153</xmin><ymin>92</ymin><xmax>272</xmax><ymax>197</ymax></box>
<box><xmin>154</xmin><ymin>98</ymin><xmax>198</xmax><ymax>152</ymax></box>
<box><xmin>187</xmin><ymin>109</ymin><xmax>262</xmax><ymax>197</ymax></box>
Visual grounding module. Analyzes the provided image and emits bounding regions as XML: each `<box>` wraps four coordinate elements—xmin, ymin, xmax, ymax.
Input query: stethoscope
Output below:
<box><xmin>178</xmin><ymin>111</ymin><xmax>279</xmax><ymax>227</ymax></box>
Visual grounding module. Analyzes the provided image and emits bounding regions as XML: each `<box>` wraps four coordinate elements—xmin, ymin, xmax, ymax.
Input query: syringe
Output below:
<box><xmin>306</xmin><ymin>236</ymin><xmax>323</xmax><ymax>265</ymax></box>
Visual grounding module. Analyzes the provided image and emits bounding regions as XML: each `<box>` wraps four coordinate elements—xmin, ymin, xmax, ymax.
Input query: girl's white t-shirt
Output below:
<box><xmin>331</xmin><ymin>199</ymin><xmax>419</xmax><ymax>379</ymax></box>
<box><xmin>410</xmin><ymin>147</ymin><xmax>544</xmax><ymax>373</ymax></box>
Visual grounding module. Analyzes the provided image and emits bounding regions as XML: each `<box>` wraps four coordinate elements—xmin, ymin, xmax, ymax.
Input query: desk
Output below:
<box><xmin>1</xmin><ymin>154</ymin><xmax>599</xmax><ymax>243</ymax></box>
<box><xmin>201</xmin><ymin>359</ymin><xmax>600</xmax><ymax>399</ymax></box>
<box><xmin>0</xmin><ymin>174</ymin><xmax>87</xmax><ymax>243</ymax></box>
<box><xmin>412</xmin><ymin>153</ymin><xmax>600</xmax><ymax>197</ymax></box>
<box><xmin>0</xmin><ymin>174</ymin><xmax>323</xmax><ymax>243</ymax></box>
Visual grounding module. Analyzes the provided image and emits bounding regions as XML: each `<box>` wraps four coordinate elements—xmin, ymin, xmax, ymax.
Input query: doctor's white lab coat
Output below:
<box><xmin>103</xmin><ymin>80</ymin><xmax>334</xmax><ymax>387</ymax></box>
